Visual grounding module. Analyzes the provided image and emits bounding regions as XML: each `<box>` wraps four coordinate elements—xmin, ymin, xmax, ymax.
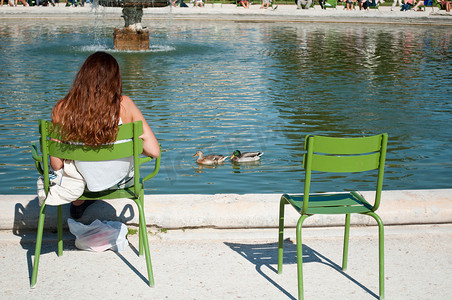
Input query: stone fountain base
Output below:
<box><xmin>113</xmin><ymin>27</ymin><xmax>150</xmax><ymax>51</ymax></box>
<box><xmin>98</xmin><ymin>1</ymin><xmax>169</xmax><ymax>51</ymax></box>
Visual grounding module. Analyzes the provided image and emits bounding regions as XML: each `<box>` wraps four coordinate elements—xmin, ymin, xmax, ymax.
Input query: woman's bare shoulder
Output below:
<box><xmin>120</xmin><ymin>95</ymin><xmax>141</xmax><ymax>123</ymax></box>
<box><xmin>120</xmin><ymin>95</ymin><xmax>133</xmax><ymax>107</ymax></box>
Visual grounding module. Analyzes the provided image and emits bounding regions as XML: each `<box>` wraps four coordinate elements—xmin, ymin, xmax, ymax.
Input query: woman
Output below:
<box><xmin>51</xmin><ymin>51</ymin><xmax>160</xmax><ymax>218</ymax></box>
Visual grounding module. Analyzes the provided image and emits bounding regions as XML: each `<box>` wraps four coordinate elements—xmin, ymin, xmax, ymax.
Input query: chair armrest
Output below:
<box><xmin>139</xmin><ymin>156</ymin><xmax>152</xmax><ymax>165</ymax></box>
<box><xmin>142</xmin><ymin>151</ymin><xmax>161</xmax><ymax>183</ymax></box>
<box><xmin>31</xmin><ymin>142</ymin><xmax>45</xmax><ymax>175</ymax></box>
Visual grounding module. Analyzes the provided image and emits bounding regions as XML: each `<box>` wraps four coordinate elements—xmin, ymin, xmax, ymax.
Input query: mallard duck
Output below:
<box><xmin>193</xmin><ymin>150</ymin><xmax>228</xmax><ymax>165</ymax></box>
<box><xmin>230</xmin><ymin>150</ymin><xmax>263</xmax><ymax>163</ymax></box>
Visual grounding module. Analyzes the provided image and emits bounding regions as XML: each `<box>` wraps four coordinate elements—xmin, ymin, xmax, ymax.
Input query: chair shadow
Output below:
<box><xmin>13</xmin><ymin>198</ymin><xmax>139</xmax><ymax>286</ymax></box>
<box><xmin>224</xmin><ymin>238</ymin><xmax>378</xmax><ymax>299</ymax></box>
<box><xmin>114</xmin><ymin>242</ymin><xmax>150</xmax><ymax>286</ymax></box>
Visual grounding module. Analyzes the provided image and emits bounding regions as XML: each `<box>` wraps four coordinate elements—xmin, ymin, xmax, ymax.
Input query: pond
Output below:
<box><xmin>0</xmin><ymin>18</ymin><xmax>451</xmax><ymax>195</ymax></box>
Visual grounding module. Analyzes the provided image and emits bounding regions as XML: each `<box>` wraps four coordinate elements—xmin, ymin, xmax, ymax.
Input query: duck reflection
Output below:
<box><xmin>231</xmin><ymin>160</ymin><xmax>262</xmax><ymax>174</ymax></box>
<box><xmin>194</xmin><ymin>163</ymin><xmax>225</xmax><ymax>174</ymax></box>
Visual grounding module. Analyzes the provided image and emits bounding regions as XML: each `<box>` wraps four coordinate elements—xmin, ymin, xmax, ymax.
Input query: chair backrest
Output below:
<box><xmin>39</xmin><ymin>119</ymin><xmax>144</xmax><ymax>196</ymax></box>
<box><xmin>302</xmin><ymin>133</ymin><xmax>388</xmax><ymax>212</ymax></box>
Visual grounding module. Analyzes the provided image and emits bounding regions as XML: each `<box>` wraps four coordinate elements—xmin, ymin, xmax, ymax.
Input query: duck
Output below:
<box><xmin>230</xmin><ymin>150</ymin><xmax>263</xmax><ymax>163</ymax></box>
<box><xmin>193</xmin><ymin>150</ymin><xmax>228</xmax><ymax>165</ymax></box>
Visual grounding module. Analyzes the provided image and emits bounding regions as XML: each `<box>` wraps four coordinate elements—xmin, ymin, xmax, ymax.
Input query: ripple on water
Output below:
<box><xmin>0</xmin><ymin>20</ymin><xmax>451</xmax><ymax>194</ymax></box>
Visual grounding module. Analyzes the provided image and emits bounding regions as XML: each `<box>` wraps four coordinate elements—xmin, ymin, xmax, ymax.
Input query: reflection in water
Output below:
<box><xmin>0</xmin><ymin>19</ymin><xmax>451</xmax><ymax>194</ymax></box>
<box><xmin>194</xmin><ymin>163</ymin><xmax>225</xmax><ymax>174</ymax></box>
<box><xmin>260</xmin><ymin>24</ymin><xmax>452</xmax><ymax>192</ymax></box>
<box><xmin>232</xmin><ymin>161</ymin><xmax>262</xmax><ymax>174</ymax></box>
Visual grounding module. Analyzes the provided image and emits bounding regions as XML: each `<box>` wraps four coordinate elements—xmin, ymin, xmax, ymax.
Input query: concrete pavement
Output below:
<box><xmin>0</xmin><ymin>190</ymin><xmax>451</xmax><ymax>298</ymax></box>
<box><xmin>1</xmin><ymin>224</ymin><xmax>451</xmax><ymax>299</ymax></box>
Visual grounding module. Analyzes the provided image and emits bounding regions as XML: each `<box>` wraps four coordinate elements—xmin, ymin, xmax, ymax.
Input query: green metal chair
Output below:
<box><xmin>30</xmin><ymin>119</ymin><xmax>161</xmax><ymax>288</ymax></box>
<box><xmin>323</xmin><ymin>0</ymin><xmax>338</xmax><ymax>8</ymax></box>
<box><xmin>277</xmin><ymin>133</ymin><xmax>388</xmax><ymax>300</ymax></box>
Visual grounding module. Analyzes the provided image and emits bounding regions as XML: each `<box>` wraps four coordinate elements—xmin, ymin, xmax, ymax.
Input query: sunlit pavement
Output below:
<box><xmin>1</xmin><ymin>224</ymin><xmax>451</xmax><ymax>299</ymax></box>
<box><xmin>1</xmin><ymin>190</ymin><xmax>451</xmax><ymax>299</ymax></box>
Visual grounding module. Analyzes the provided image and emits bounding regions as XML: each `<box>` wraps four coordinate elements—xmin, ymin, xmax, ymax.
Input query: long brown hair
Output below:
<box><xmin>52</xmin><ymin>51</ymin><xmax>122</xmax><ymax>146</ymax></box>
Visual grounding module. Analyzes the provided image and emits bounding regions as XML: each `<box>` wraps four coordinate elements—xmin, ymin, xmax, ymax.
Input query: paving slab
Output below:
<box><xmin>0</xmin><ymin>224</ymin><xmax>451</xmax><ymax>299</ymax></box>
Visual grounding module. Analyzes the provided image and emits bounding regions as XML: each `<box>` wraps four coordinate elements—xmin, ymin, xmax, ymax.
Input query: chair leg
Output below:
<box><xmin>139</xmin><ymin>210</ymin><xmax>144</xmax><ymax>256</ymax></box>
<box><xmin>296</xmin><ymin>215</ymin><xmax>309</xmax><ymax>300</ymax></box>
<box><xmin>367</xmin><ymin>212</ymin><xmax>385</xmax><ymax>300</ymax></box>
<box><xmin>57</xmin><ymin>205</ymin><xmax>63</xmax><ymax>256</ymax></box>
<box><xmin>342</xmin><ymin>213</ymin><xmax>351</xmax><ymax>271</ymax></box>
<box><xmin>31</xmin><ymin>203</ymin><xmax>47</xmax><ymax>288</ymax></box>
<box><xmin>277</xmin><ymin>197</ymin><xmax>286</xmax><ymax>274</ymax></box>
<box><xmin>136</xmin><ymin>197</ymin><xmax>154</xmax><ymax>287</ymax></box>
<box><xmin>138</xmin><ymin>192</ymin><xmax>145</xmax><ymax>256</ymax></box>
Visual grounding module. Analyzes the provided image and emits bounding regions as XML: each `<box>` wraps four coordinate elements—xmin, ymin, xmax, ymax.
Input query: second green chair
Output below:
<box><xmin>278</xmin><ymin>133</ymin><xmax>388</xmax><ymax>299</ymax></box>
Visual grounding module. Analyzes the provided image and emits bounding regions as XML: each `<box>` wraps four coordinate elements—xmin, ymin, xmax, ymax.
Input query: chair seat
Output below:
<box><xmin>283</xmin><ymin>192</ymin><xmax>374</xmax><ymax>215</ymax></box>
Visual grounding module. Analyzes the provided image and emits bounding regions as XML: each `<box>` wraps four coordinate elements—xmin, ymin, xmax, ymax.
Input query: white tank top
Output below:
<box><xmin>74</xmin><ymin>118</ymin><xmax>133</xmax><ymax>192</ymax></box>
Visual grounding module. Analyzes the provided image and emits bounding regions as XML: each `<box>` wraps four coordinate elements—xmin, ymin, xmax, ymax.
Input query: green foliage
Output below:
<box><xmin>128</xmin><ymin>227</ymin><xmax>138</xmax><ymax>235</ymax></box>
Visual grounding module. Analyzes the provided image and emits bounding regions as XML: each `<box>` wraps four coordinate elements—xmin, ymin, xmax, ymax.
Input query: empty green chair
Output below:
<box><xmin>278</xmin><ymin>133</ymin><xmax>388</xmax><ymax>299</ymax></box>
<box><xmin>30</xmin><ymin>119</ymin><xmax>160</xmax><ymax>288</ymax></box>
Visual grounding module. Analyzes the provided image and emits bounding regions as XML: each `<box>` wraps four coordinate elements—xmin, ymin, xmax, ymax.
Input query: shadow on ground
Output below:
<box><xmin>225</xmin><ymin>239</ymin><xmax>379</xmax><ymax>299</ymax></box>
<box><xmin>12</xmin><ymin>198</ymin><xmax>142</xmax><ymax>286</ymax></box>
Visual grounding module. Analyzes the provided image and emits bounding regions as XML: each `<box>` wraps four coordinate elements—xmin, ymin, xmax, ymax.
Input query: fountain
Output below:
<box><xmin>98</xmin><ymin>0</ymin><xmax>169</xmax><ymax>51</ymax></box>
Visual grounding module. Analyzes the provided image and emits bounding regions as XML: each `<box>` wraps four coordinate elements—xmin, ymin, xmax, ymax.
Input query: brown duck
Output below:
<box><xmin>193</xmin><ymin>150</ymin><xmax>228</xmax><ymax>165</ymax></box>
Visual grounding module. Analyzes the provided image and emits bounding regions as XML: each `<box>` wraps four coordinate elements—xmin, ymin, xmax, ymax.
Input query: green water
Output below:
<box><xmin>0</xmin><ymin>19</ymin><xmax>451</xmax><ymax>194</ymax></box>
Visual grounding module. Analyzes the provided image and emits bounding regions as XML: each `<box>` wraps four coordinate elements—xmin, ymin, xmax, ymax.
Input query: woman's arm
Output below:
<box><xmin>121</xmin><ymin>96</ymin><xmax>160</xmax><ymax>158</ymax></box>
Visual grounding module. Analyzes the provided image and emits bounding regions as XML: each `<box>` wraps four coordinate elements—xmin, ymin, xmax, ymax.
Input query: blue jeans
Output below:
<box><xmin>401</xmin><ymin>3</ymin><xmax>412</xmax><ymax>10</ymax></box>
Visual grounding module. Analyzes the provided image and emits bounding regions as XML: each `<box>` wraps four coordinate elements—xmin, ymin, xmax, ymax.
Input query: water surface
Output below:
<box><xmin>0</xmin><ymin>19</ymin><xmax>451</xmax><ymax>194</ymax></box>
